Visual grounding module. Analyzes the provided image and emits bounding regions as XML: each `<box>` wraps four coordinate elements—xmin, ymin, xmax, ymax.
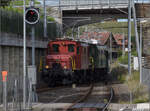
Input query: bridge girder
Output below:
<box><xmin>61</xmin><ymin>3</ymin><xmax>150</xmax><ymax>32</ymax></box>
<box><xmin>62</xmin><ymin>8</ymin><xmax>128</xmax><ymax>31</ymax></box>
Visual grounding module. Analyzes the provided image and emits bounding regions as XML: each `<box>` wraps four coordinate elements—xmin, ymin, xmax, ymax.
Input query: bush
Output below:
<box><xmin>118</xmin><ymin>55</ymin><xmax>128</xmax><ymax>64</ymax></box>
<box><xmin>0</xmin><ymin>0</ymin><xmax>11</xmax><ymax>7</ymax></box>
<box><xmin>126</xmin><ymin>71</ymin><xmax>149</xmax><ymax>103</ymax></box>
<box><xmin>0</xmin><ymin>8</ymin><xmax>58</xmax><ymax>39</ymax></box>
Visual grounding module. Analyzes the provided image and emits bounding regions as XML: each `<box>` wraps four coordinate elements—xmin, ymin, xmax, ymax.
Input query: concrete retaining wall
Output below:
<box><xmin>0</xmin><ymin>32</ymin><xmax>48</xmax><ymax>104</ymax></box>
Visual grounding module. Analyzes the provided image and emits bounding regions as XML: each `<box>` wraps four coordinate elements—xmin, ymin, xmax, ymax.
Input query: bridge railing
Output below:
<box><xmin>60</xmin><ymin>0</ymin><xmax>150</xmax><ymax>9</ymax></box>
<box><xmin>135</xmin><ymin>0</ymin><xmax>150</xmax><ymax>3</ymax></box>
<box><xmin>60</xmin><ymin>0</ymin><xmax>129</xmax><ymax>10</ymax></box>
<box><xmin>60</xmin><ymin>0</ymin><xmax>129</xmax><ymax>6</ymax></box>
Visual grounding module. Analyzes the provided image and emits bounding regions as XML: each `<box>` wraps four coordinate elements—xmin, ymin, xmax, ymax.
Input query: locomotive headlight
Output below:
<box><xmin>45</xmin><ymin>65</ymin><xmax>49</xmax><ymax>69</ymax></box>
<box><xmin>64</xmin><ymin>66</ymin><xmax>67</xmax><ymax>69</ymax></box>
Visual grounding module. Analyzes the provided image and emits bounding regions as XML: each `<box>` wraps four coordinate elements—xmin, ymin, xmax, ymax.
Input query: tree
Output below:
<box><xmin>0</xmin><ymin>0</ymin><xmax>12</xmax><ymax>7</ymax></box>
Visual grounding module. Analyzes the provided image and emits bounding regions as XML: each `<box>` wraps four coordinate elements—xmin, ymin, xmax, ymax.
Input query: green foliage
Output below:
<box><xmin>47</xmin><ymin>16</ymin><xmax>55</xmax><ymax>22</ymax></box>
<box><xmin>66</xmin><ymin>28</ymin><xmax>73</xmax><ymax>36</ymax></box>
<box><xmin>118</xmin><ymin>54</ymin><xmax>128</xmax><ymax>64</ymax></box>
<box><xmin>0</xmin><ymin>0</ymin><xmax>12</xmax><ymax>7</ymax></box>
<box><xmin>1</xmin><ymin>0</ymin><xmax>40</xmax><ymax>13</ymax></box>
<box><xmin>126</xmin><ymin>71</ymin><xmax>149</xmax><ymax>103</ymax></box>
<box><xmin>9</xmin><ymin>0</ymin><xmax>40</xmax><ymax>6</ymax></box>
<box><xmin>132</xmin><ymin>50</ymin><xmax>138</xmax><ymax>56</ymax></box>
<box><xmin>2</xmin><ymin>6</ymin><xmax>23</xmax><ymax>13</ymax></box>
<box><xmin>134</xmin><ymin>97</ymin><xmax>149</xmax><ymax>103</ymax></box>
<box><xmin>0</xmin><ymin>8</ymin><xmax>58</xmax><ymax>39</ymax></box>
<box><xmin>10</xmin><ymin>0</ymin><xmax>29</xmax><ymax>6</ymax></box>
<box><xmin>88</xmin><ymin>21</ymin><xmax>135</xmax><ymax>36</ymax></box>
<box><xmin>111</xmin><ymin>62</ymin><xmax>149</xmax><ymax>103</ymax></box>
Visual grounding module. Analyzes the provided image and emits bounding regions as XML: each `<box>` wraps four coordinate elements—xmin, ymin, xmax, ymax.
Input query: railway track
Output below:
<box><xmin>36</xmin><ymin>86</ymin><xmax>68</xmax><ymax>93</ymax></box>
<box><xmin>63</xmin><ymin>83</ymin><xmax>114</xmax><ymax>111</ymax></box>
<box><xmin>102</xmin><ymin>86</ymin><xmax>114</xmax><ymax>111</ymax></box>
<box><xmin>37</xmin><ymin>82</ymin><xmax>114</xmax><ymax>111</ymax></box>
<box><xmin>63</xmin><ymin>84</ymin><xmax>94</xmax><ymax>111</ymax></box>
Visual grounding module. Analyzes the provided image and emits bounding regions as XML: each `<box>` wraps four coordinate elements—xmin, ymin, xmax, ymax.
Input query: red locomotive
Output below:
<box><xmin>42</xmin><ymin>38</ymin><xmax>109</xmax><ymax>86</ymax></box>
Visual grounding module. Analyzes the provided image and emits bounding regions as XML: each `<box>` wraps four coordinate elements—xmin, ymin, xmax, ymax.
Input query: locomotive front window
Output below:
<box><xmin>47</xmin><ymin>46</ymin><xmax>51</xmax><ymax>54</ymax></box>
<box><xmin>77</xmin><ymin>47</ymin><xmax>80</xmax><ymax>54</ymax></box>
<box><xmin>52</xmin><ymin>44</ymin><xmax>59</xmax><ymax>52</ymax></box>
<box><xmin>68</xmin><ymin>44</ymin><xmax>75</xmax><ymax>52</ymax></box>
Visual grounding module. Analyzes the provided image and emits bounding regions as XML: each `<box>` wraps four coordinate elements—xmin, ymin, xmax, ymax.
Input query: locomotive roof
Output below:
<box><xmin>51</xmin><ymin>37</ymin><xmax>104</xmax><ymax>45</ymax></box>
<box><xmin>50</xmin><ymin>38</ymin><xmax>109</xmax><ymax>50</ymax></box>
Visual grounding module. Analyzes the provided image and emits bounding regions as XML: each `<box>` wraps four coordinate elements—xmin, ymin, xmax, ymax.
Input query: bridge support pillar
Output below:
<box><xmin>0</xmin><ymin>45</ymin><xmax>3</xmax><ymax>103</ymax></box>
<box><xmin>136</xmin><ymin>3</ymin><xmax>150</xmax><ymax>18</ymax></box>
<box><xmin>0</xmin><ymin>46</ymin><xmax>2</xmax><ymax>75</ymax></box>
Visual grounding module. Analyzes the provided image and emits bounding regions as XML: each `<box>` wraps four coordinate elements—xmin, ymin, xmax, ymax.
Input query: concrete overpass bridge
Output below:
<box><xmin>56</xmin><ymin>0</ymin><xmax>150</xmax><ymax>31</ymax></box>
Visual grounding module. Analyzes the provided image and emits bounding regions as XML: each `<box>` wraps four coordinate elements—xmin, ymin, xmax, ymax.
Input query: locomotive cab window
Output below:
<box><xmin>52</xmin><ymin>44</ymin><xmax>59</xmax><ymax>52</ymax></box>
<box><xmin>47</xmin><ymin>46</ymin><xmax>51</xmax><ymax>54</ymax></box>
<box><xmin>68</xmin><ymin>44</ymin><xmax>75</xmax><ymax>52</ymax></box>
<box><xmin>77</xmin><ymin>47</ymin><xmax>80</xmax><ymax>54</ymax></box>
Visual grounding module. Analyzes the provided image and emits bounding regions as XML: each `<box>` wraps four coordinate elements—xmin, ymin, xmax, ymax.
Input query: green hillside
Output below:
<box><xmin>87</xmin><ymin>21</ymin><xmax>135</xmax><ymax>36</ymax></box>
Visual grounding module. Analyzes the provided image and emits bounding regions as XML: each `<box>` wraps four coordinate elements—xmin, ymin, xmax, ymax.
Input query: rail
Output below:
<box><xmin>102</xmin><ymin>87</ymin><xmax>114</xmax><ymax>111</ymax></box>
<box><xmin>64</xmin><ymin>84</ymin><xmax>94</xmax><ymax>111</ymax></box>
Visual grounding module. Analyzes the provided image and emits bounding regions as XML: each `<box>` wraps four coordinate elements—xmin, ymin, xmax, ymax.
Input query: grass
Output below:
<box><xmin>111</xmin><ymin>61</ymin><xmax>149</xmax><ymax>104</ymax></box>
<box><xmin>125</xmin><ymin>71</ymin><xmax>149</xmax><ymax>103</ymax></box>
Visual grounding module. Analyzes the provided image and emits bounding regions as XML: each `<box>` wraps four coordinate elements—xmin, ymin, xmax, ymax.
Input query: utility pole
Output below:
<box><xmin>43</xmin><ymin>0</ymin><xmax>47</xmax><ymax>37</ymax></box>
<box><xmin>140</xmin><ymin>20</ymin><xmax>142</xmax><ymax>83</ymax></box>
<box><xmin>78</xmin><ymin>27</ymin><xmax>80</xmax><ymax>39</ymax></box>
<box><xmin>31</xmin><ymin>27</ymin><xmax>35</xmax><ymax>65</ymax></box>
<box><xmin>122</xmin><ymin>33</ymin><xmax>125</xmax><ymax>57</ymax></box>
<box><xmin>59</xmin><ymin>0</ymin><xmax>62</xmax><ymax>37</ymax></box>
<box><xmin>23</xmin><ymin>0</ymin><xmax>26</xmax><ymax>108</ymax></box>
<box><xmin>132</xmin><ymin>0</ymin><xmax>141</xmax><ymax>78</ymax></box>
<box><xmin>128</xmin><ymin>0</ymin><xmax>132</xmax><ymax>75</ymax></box>
<box><xmin>110</xmin><ymin>32</ymin><xmax>112</xmax><ymax>64</ymax></box>
<box><xmin>2</xmin><ymin>71</ymin><xmax>8</xmax><ymax>111</ymax></box>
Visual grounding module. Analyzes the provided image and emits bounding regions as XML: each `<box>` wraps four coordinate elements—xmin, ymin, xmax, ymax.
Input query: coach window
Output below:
<box><xmin>68</xmin><ymin>44</ymin><xmax>75</xmax><ymax>52</ymax></box>
<box><xmin>52</xmin><ymin>44</ymin><xmax>59</xmax><ymax>52</ymax></box>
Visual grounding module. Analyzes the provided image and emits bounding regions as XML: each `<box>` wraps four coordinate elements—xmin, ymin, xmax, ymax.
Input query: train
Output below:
<box><xmin>42</xmin><ymin>38</ymin><xmax>110</xmax><ymax>86</ymax></box>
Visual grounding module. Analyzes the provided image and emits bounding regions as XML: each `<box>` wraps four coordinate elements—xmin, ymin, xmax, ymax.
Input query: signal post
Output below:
<box><xmin>2</xmin><ymin>71</ymin><xmax>8</xmax><ymax>111</ymax></box>
<box><xmin>24</xmin><ymin>1</ymin><xmax>39</xmax><ymax>108</ymax></box>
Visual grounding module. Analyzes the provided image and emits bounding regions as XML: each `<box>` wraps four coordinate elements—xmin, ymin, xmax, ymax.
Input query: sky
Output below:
<box><xmin>38</xmin><ymin>0</ymin><xmax>59</xmax><ymax>6</ymax></box>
